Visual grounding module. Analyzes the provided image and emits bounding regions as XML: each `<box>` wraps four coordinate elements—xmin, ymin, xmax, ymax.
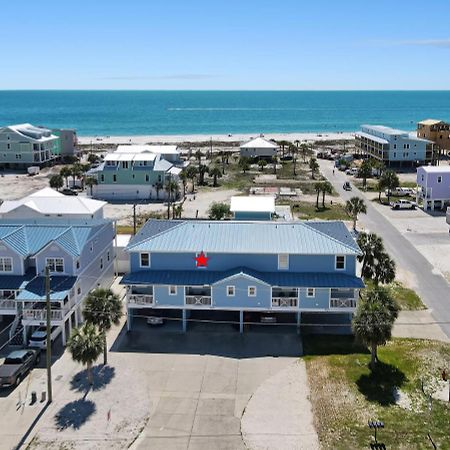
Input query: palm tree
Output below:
<box><xmin>271</xmin><ymin>155</ymin><xmax>278</xmax><ymax>174</ymax></box>
<box><xmin>314</xmin><ymin>182</ymin><xmax>323</xmax><ymax>208</ymax></box>
<box><xmin>83</xmin><ymin>288</ymin><xmax>122</xmax><ymax>365</ymax></box>
<box><xmin>239</xmin><ymin>157</ymin><xmax>250</xmax><ymax>174</ymax></box>
<box><xmin>154</xmin><ymin>181</ymin><xmax>164</xmax><ymax>200</ymax></box>
<box><xmin>352</xmin><ymin>286</ymin><xmax>399</xmax><ymax>370</ymax></box>
<box><xmin>357</xmin><ymin>232</ymin><xmax>396</xmax><ymax>285</ymax></box>
<box><xmin>345</xmin><ymin>197</ymin><xmax>367</xmax><ymax>230</ymax></box>
<box><xmin>165</xmin><ymin>178</ymin><xmax>179</xmax><ymax>219</ymax></box>
<box><xmin>85</xmin><ymin>176</ymin><xmax>98</xmax><ymax>196</ymax></box>
<box><xmin>258</xmin><ymin>160</ymin><xmax>267</xmax><ymax>172</ymax></box>
<box><xmin>290</xmin><ymin>144</ymin><xmax>298</xmax><ymax>176</ymax></box>
<box><xmin>309</xmin><ymin>157</ymin><xmax>319</xmax><ymax>180</ymax></box>
<box><xmin>378</xmin><ymin>170</ymin><xmax>399</xmax><ymax>204</ymax></box>
<box><xmin>185</xmin><ymin>166</ymin><xmax>198</xmax><ymax>193</ymax></box>
<box><xmin>300</xmin><ymin>143</ymin><xmax>309</xmax><ymax>163</ymax></box>
<box><xmin>321</xmin><ymin>181</ymin><xmax>333</xmax><ymax>208</ymax></box>
<box><xmin>179</xmin><ymin>171</ymin><xmax>188</xmax><ymax>198</ymax></box>
<box><xmin>60</xmin><ymin>166</ymin><xmax>71</xmax><ymax>187</ymax></box>
<box><xmin>358</xmin><ymin>160</ymin><xmax>372</xmax><ymax>189</ymax></box>
<box><xmin>209</xmin><ymin>166</ymin><xmax>222</xmax><ymax>187</ymax></box>
<box><xmin>67</xmin><ymin>323</ymin><xmax>104</xmax><ymax>385</ymax></box>
<box><xmin>70</xmin><ymin>164</ymin><xmax>83</xmax><ymax>189</ymax></box>
<box><xmin>49</xmin><ymin>174</ymin><xmax>64</xmax><ymax>191</ymax></box>
<box><xmin>194</xmin><ymin>149</ymin><xmax>202</xmax><ymax>173</ymax></box>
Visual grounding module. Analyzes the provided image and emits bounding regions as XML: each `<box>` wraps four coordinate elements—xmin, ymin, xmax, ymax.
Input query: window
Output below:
<box><xmin>393</xmin><ymin>144</ymin><xmax>396</xmax><ymax>149</ymax></box>
<box><xmin>7</xmin><ymin>144</ymin><xmax>10</xmax><ymax>150</ymax></box>
<box><xmin>169</xmin><ymin>285</ymin><xmax>177</xmax><ymax>295</ymax></box>
<box><xmin>100</xmin><ymin>258</ymin><xmax>103</xmax><ymax>270</ymax></box>
<box><xmin>227</xmin><ymin>286</ymin><xmax>235</xmax><ymax>297</ymax></box>
<box><xmin>15</xmin><ymin>154</ymin><xmax>21</xmax><ymax>159</ymax></box>
<box><xmin>248</xmin><ymin>286</ymin><xmax>257</xmax><ymax>296</ymax></box>
<box><xmin>90</xmin><ymin>243</ymin><xmax>94</xmax><ymax>252</ymax></box>
<box><xmin>278</xmin><ymin>254</ymin><xmax>289</xmax><ymax>270</ymax></box>
<box><xmin>140</xmin><ymin>253</ymin><xmax>150</xmax><ymax>267</ymax></box>
<box><xmin>335</xmin><ymin>255</ymin><xmax>345</xmax><ymax>270</ymax></box>
<box><xmin>107</xmin><ymin>251</ymin><xmax>110</xmax><ymax>262</ymax></box>
<box><xmin>421</xmin><ymin>175</ymin><xmax>424</xmax><ymax>181</ymax></box>
<box><xmin>46</xmin><ymin>257</ymin><xmax>64</xmax><ymax>273</ymax></box>
<box><xmin>77</xmin><ymin>287</ymin><xmax>81</xmax><ymax>295</ymax></box>
<box><xmin>307</xmin><ymin>288</ymin><xmax>315</xmax><ymax>297</ymax></box>
<box><xmin>113</xmin><ymin>174</ymin><xmax>117</xmax><ymax>183</ymax></box>
<box><xmin>438</xmin><ymin>176</ymin><xmax>442</xmax><ymax>183</ymax></box>
<box><xmin>145</xmin><ymin>174</ymin><xmax>149</xmax><ymax>182</ymax></box>
<box><xmin>122</xmin><ymin>161</ymin><xmax>129</xmax><ymax>169</ymax></box>
<box><xmin>0</xmin><ymin>257</ymin><xmax>13</xmax><ymax>272</ymax></box>
<box><xmin>100</xmin><ymin>174</ymin><xmax>104</xmax><ymax>183</ymax></box>
<box><xmin>393</xmin><ymin>152</ymin><xmax>396</xmax><ymax>158</ymax></box>
<box><xmin>76</xmin><ymin>260</ymin><xmax>80</xmax><ymax>269</ymax></box>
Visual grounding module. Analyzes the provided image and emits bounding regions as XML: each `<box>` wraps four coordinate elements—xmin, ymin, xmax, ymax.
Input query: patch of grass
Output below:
<box><xmin>116</xmin><ymin>225</ymin><xmax>135</xmax><ymax>234</ymax></box>
<box><xmin>304</xmin><ymin>336</ymin><xmax>450</xmax><ymax>449</ymax></box>
<box><xmin>292</xmin><ymin>201</ymin><xmax>349</xmax><ymax>221</ymax></box>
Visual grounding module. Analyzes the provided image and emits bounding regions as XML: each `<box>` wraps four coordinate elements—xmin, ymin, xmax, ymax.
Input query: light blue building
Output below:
<box><xmin>122</xmin><ymin>220</ymin><xmax>364</xmax><ymax>332</ymax></box>
<box><xmin>0</xmin><ymin>220</ymin><xmax>115</xmax><ymax>345</ymax></box>
<box><xmin>356</xmin><ymin>125</ymin><xmax>434</xmax><ymax>167</ymax></box>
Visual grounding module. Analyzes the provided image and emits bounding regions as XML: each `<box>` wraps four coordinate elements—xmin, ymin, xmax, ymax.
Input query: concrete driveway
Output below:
<box><xmin>119</xmin><ymin>319</ymin><xmax>303</xmax><ymax>450</ymax></box>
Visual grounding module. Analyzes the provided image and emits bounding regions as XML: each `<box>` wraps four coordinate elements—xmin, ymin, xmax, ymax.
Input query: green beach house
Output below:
<box><xmin>88</xmin><ymin>145</ymin><xmax>183</xmax><ymax>201</ymax></box>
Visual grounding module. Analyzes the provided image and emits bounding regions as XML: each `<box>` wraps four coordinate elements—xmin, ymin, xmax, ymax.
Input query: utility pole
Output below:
<box><xmin>45</xmin><ymin>266</ymin><xmax>53</xmax><ymax>404</ymax></box>
<box><xmin>210</xmin><ymin>137</ymin><xmax>212</xmax><ymax>159</ymax></box>
<box><xmin>133</xmin><ymin>204</ymin><xmax>137</xmax><ymax>235</ymax></box>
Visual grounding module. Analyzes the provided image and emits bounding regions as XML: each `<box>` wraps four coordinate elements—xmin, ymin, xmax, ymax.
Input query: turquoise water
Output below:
<box><xmin>1</xmin><ymin>90</ymin><xmax>450</xmax><ymax>136</ymax></box>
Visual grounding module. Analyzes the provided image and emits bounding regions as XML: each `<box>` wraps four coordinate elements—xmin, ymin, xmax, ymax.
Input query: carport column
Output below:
<box><xmin>22</xmin><ymin>324</ymin><xmax>27</xmax><ymax>344</ymax></box>
<box><xmin>239</xmin><ymin>310</ymin><xmax>244</xmax><ymax>334</ymax></box>
<box><xmin>61</xmin><ymin>322</ymin><xmax>66</xmax><ymax>346</ymax></box>
<box><xmin>68</xmin><ymin>314</ymin><xmax>72</xmax><ymax>337</ymax></box>
<box><xmin>296</xmin><ymin>311</ymin><xmax>301</xmax><ymax>335</ymax></box>
<box><xmin>126</xmin><ymin>307</ymin><xmax>132</xmax><ymax>331</ymax></box>
<box><xmin>182</xmin><ymin>309</ymin><xmax>187</xmax><ymax>333</ymax></box>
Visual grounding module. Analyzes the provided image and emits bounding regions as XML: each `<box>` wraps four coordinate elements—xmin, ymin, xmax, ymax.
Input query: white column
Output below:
<box><xmin>239</xmin><ymin>310</ymin><xmax>244</xmax><ymax>334</ymax></box>
<box><xmin>22</xmin><ymin>325</ymin><xmax>27</xmax><ymax>344</ymax></box>
<box><xmin>297</xmin><ymin>311</ymin><xmax>301</xmax><ymax>335</ymax></box>
<box><xmin>68</xmin><ymin>313</ymin><xmax>72</xmax><ymax>338</ymax></box>
<box><xmin>126</xmin><ymin>307</ymin><xmax>132</xmax><ymax>331</ymax></box>
<box><xmin>61</xmin><ymin>322</ymin><xmax>66</xmax><ymax>346</ymax></box>
<box><xmin>182</xmin><ymin>309</ymin><xmax>187</xmax><ymax>333</ymax></box>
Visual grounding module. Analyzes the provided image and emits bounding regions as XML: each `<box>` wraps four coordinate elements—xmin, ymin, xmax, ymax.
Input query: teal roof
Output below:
<box><xmin>0</xmin><ymin>223</ymin><xmax>105</xmax><ymax>257</ymax></box>
<box><xmin>128</xmin><ymin>220</ymin><xmax>361</xmax><ymax>255</ymax></box>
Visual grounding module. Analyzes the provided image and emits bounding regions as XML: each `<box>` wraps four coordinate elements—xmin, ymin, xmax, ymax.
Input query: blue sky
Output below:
<box><xmin>2</xmin><ymin>0</ymin><xmax>450</xmax><ymax>90</ymax></box>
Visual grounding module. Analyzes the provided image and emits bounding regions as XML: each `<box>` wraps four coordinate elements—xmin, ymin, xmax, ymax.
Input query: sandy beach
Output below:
<box><xmin>78</xmin><ymin>131</ymin><xmax>355</xmax><ymax>145</ymax></box>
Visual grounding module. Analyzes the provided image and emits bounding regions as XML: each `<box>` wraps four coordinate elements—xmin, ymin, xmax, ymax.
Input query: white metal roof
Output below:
<box><xmin>4</xmin><ymin>123</ymin><xmax>58</xmax><ymax>142</ymax></box>
<box><xmin>418</xmin><ymin>119</ymin><xmax>445</xmax><ymax>126</ymax></box>
<box><xmin>0</xmin><ymin>188</ymin><xmax>106</xmax><ymax>215</ymax></box>
<box><xmin>116</xmin><ymin>145</ymin><xmax>179</xmax><ymax>155</ymax></box>
<box><xmin>355</xmin><ymin>131</ymin><xmax>389</xmax><ymax>145</ymax></box>
<box><xmin>230</xmin><ymin>196</ymin><xmax>276</xmax><ymax>213</ymax></box>
<box><xmin>116</xmin><ymin>234</ymin><xmax>132</xmax><ymax>248</ymax></box>
<box><xmin>419</xmin><ymin>165</ymin><xmax>450</xmax><ymax>173</ymax></box>
<box><xmin>240</xmin><ymin>137</ymin><xmax>278</xmax><ymax>149</ymax></box>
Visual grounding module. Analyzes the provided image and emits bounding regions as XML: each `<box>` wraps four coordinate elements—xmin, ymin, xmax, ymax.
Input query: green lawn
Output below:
<box><xmin>364</xmin><ymin>280</ymin><xmax>426</xmax><ymax>311</ymax></box>
<box><xmin>292</xmin><ymin>201</ymin><xmax>349</xmax><ymax>221</ymax></box>
<box><xmin>303</xmin><ymin>336</ymin><xmax>450</xmax><ymax>449</ymax></box>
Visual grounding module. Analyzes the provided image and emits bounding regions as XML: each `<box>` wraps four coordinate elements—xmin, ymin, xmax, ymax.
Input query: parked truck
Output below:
<box><xmin>0</xmin><ymin>349</ymin><xmax>40</xmax><ymax>388</ymax></box>
<box><xmin>27</xmin><ymin>166</ymin><xmax>40</xmax><ymax>176</ymax></box>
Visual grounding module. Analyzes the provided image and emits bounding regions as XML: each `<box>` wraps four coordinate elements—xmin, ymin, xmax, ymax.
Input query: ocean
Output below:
<box><xmin>1</xmin><ymin>90</ymin><xmax>450</xmax><ymax>136</ymax></box>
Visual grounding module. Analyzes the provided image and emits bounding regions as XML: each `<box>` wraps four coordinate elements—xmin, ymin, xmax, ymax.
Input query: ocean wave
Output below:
<box><xmin>167</xmin><ymin>107</ymin><xmax>311</xmax><ymax>111</ymax></box>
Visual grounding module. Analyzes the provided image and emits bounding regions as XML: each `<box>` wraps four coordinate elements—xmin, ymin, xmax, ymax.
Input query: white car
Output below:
<box><xmin>28</xmin><ymin>326</ymin><xmax>61</xmax><ymax>349</ymax></box>
<box><xmin>390</xmin><ymin>199</ymin><xmax>417</xmax><ymax>210</ymax></box>
<box><xmin>386</xmin><ymin>187</ymin><xmax>415</xmax><ymax>197</ymax></box>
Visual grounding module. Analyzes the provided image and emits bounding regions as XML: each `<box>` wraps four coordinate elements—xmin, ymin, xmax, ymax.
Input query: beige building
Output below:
<box><xmin>417</xmin><ymin>119</ymin><xmax>450</xmax><ymax>162</ymax></box>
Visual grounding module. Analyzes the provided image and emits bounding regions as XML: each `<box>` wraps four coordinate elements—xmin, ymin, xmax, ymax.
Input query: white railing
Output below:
<box><xmin>128</xmin><ymin>294</ymin><xmax>154</xmax><ymax>305</ymax></box>
<box><xmin>185</xmin><ymin>296</ymin><xmax>212</xmax><ymax>306</ymax></box>
<box><xmin>0</xmin><ymin>299</ymin><xmax>16</xmax><ymax>311</ymax></box>
<box><xmin>23</xmin><ymin>309</ymin><xmax>64</xmax><ymax>321</ymax></box>
<box><xmin>272</xmin><ymin>297</ymin><xmax>298</xmax><ymax>308</ymax></box>
<box><xmin>330</xmin><ymin>298</ymin><xmax>357</xmax><ymax>309</ymax></box>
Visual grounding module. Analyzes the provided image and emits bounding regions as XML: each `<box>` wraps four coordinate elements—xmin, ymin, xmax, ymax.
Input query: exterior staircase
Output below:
<box><xmin>9</xmin><ymin>315</ymin><xmax>24</xmax><ymax>347</ymax></box>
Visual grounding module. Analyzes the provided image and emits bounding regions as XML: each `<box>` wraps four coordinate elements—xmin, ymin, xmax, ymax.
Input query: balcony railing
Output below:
<box><xmin>128</xmin><ymin>294</ymin><xmax>154</xmax><ymax>306</ymax></box>
<box><xmin>330</xmin><ymin>298</ymin><xmax>357</xmax><ymax>309</ymax></box>
<box><xmin>23</xmin><ymin>309</ymin><xmax>64</xmax><ymax>321</ymax></box>
<box><xmin>185</xmin><ymin>295</ymin><xmax>212</xmax><ymax>306</ymax></box>
<box><xmin>0</xmin><ymin>300</ymin><xmax>16</xmax><ymax>311</ymax></box>
<box><xmin>272</xmin><ymin>297</ymin><xmax>298</xmax><ymax>308</ymax></box>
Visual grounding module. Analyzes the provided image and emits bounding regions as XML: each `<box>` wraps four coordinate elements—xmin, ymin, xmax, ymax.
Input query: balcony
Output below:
<box><xmin>185</xmin><ymin>296</ymin><xmax>212</xmax><ymax>306</ymax></box>
<box><xmin>330</xmin><ymin>298</ymin><xmax>357</xmax><ymax>309</ymax></box>
<box><xmin>272</xmin><ymin>297</ymin><xmax>298</xmax><ymax>308</ymax></box>
<box><xmin>23</xmin><ymin>309</ymin><xmax>64</xmax><ymax>321</ymax></box>
<box><xmin>0</xmin><ymin>299</ymin><xmax>16</xmax><ymax>313</ymax></box>
<box><xmin>128</xmin><ymin>293</ymin><xmax>154</xmax><ymax>306</ymax></box>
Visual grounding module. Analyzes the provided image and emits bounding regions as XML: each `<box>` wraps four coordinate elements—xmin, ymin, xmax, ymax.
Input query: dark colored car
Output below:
<box><xmin>61</xmin><ymin>188</ymin><xmax>78</xmax><ymax>196</ymax></box>
<box><xmin>0</xmin><ymin>349</ymin><xmax>40</xmax><ymax>388</ymax></box>
<box><xmin>343</xmin><ymin>181</ymin><xmax>352</xmax><ymax>191</ymax></box>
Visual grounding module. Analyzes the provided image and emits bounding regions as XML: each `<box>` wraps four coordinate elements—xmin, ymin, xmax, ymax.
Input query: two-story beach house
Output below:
<box><xmin>122</xmin><ymin>220</ymin><xmax>364</xmax><ymax>332</ymax></box>
<box><xmin>355</xmin><ymin>125</ymin><xmax>434</xmax><ymax>167</ymax></box>
<box><xmin>240</xmin><ymin>136</ymin><xmax>278</xmax><ymax>159</ymax></box>
<box><xmin>88</xmin><ymin>145</ymin><xmax>183</xmax><ymax>201</ymax></box>
<box><xmin>0</xmin><ymin>189</ymin><xmax>114</xmax><ymax>346</ymax></box>
<box><xmin>416</xmin><ymin>165</ymin><xmax>450</xmax><ymax>211</ymax></box>
<box><xmin>0</xmin><ymin>124</ymin><xmax>60</xmax><ymax>169</ymax></box>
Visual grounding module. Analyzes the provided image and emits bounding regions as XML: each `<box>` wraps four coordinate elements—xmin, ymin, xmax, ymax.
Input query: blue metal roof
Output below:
<box><xmin>127</xmin><ymin>220</ymin><xmax>361</xmax><ymax>255</ymax></box>
<box><xmin>16</xmin><ymin>276</ymin><xmax>77</xmax><ymax>301</ymax></box>
<box><xmin>122</xmin><ymin>267</ymin><xmax>364</xmax><ymax>289</ymax></box>
<box><xmin>0</xmin><ymin>271</ymin><xmax>34</xmax><ymax>290</ymax></box>
<box><xmin>0</xmin><ymin>222</ymin><xmax>105</xmax><ymax>257</ymax></box>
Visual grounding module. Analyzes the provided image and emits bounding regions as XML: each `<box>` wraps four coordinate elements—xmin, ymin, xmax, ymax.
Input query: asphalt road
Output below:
<box><xmin>319</xmin><ymin>159</ymin><xmax>450</xmax><ymax>338</ymax></box>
